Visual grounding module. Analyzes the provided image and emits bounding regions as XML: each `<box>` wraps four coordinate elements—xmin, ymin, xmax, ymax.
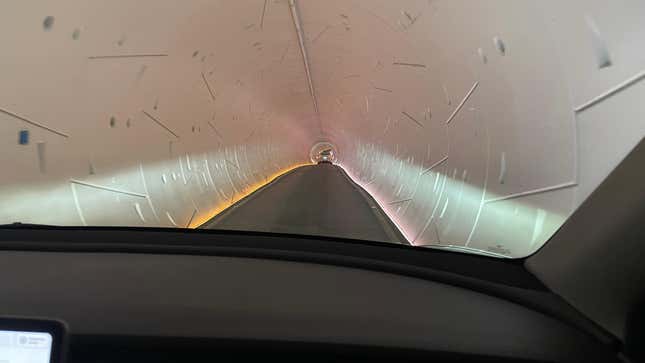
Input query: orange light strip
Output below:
<box><xmin>190</xmin><ymin>162</ymin><xmax>312</xmax><ymax>228</ymax></box>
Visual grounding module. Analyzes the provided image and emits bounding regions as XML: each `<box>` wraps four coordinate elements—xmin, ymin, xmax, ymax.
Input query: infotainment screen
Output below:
<box><xmin>0</xmin><ymin>318</ymin><xmax>66</xmax><ymax>363</ymax></box>
<box><xmin>0</xmin><ymin>330</ymin><xmax>52</xmax><ymax>363</ymax></box>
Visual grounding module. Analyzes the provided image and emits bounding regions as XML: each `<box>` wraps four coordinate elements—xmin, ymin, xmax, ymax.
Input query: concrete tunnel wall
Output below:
<box><xmin>1</xmin><ymin>1</ymin><xmax>644</xmax><ymax>257</ymax></box>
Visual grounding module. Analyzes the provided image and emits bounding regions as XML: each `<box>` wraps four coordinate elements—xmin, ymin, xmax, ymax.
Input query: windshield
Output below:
<box><xmin>1</xmin><ymin>1</ymin><xmax>642</xmax><ymax>258</ymax></box>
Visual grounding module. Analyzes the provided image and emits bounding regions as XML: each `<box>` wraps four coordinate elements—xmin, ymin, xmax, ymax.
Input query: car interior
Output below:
<box><xmin>1</xmin><ymin>1</ymin><xmax>644</xmax><ymax>362</ymax></box>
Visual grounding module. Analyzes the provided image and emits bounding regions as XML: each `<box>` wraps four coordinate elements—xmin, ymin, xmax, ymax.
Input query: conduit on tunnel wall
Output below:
<box><xmin>0</xmin><ymin>0</ymin><xmax>644</xmax><ymax>257</ymax></box>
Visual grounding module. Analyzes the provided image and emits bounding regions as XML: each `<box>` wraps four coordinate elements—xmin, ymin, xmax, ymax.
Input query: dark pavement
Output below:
<box><xmin>201</xmin><ymin>164</ymin><xmax>406</xmax><ymax>244</ymax></box>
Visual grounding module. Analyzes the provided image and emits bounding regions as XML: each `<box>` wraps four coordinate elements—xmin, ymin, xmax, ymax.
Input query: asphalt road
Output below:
<box><xmin>201</xmin><ymin>164</ymin><xmax>406</xmax><ymax>244</ymax></box>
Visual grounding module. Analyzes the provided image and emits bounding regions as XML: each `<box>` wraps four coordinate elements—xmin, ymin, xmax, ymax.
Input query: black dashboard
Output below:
<box><xmin>0</xmin><ymin>228</ymin><xmax>621</xmax><ymax>363</ymax></box>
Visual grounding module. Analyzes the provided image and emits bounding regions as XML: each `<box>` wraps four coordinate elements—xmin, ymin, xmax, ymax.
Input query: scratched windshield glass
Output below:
<box><xmin>1</xmin><ymin>1</ymin><xmax>642</xmax><ymax>258</ymax></box>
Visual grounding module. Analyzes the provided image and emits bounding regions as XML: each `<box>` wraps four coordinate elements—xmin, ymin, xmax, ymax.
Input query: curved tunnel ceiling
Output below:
<box><xmin>1</xmin><ymin>0</ymin><xmax>643</xmax><ymax>257</ymax></box>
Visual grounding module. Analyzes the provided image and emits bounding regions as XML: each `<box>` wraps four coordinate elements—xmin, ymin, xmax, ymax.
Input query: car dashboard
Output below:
<box><xmin>0</xmin><ymin>228</ymin><xmax>621</xmax><ymax>363</ymax></box>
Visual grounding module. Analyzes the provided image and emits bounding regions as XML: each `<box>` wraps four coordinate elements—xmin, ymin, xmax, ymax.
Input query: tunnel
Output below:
<box><xmin>1</xmin><ymin>0</ymin><xmax>644</xmax><ymax>258</ymax></box>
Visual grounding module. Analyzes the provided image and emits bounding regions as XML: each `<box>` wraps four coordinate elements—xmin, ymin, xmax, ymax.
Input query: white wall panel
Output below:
<box><xmin>0</xmin><ymin>0</ymin><xmax>312</xmax><ymax>229</ymax></box>
<box><xmin>329</xmin><ymin>0</ymin><xmax>644</xmax><ymax>256</ymax></box>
